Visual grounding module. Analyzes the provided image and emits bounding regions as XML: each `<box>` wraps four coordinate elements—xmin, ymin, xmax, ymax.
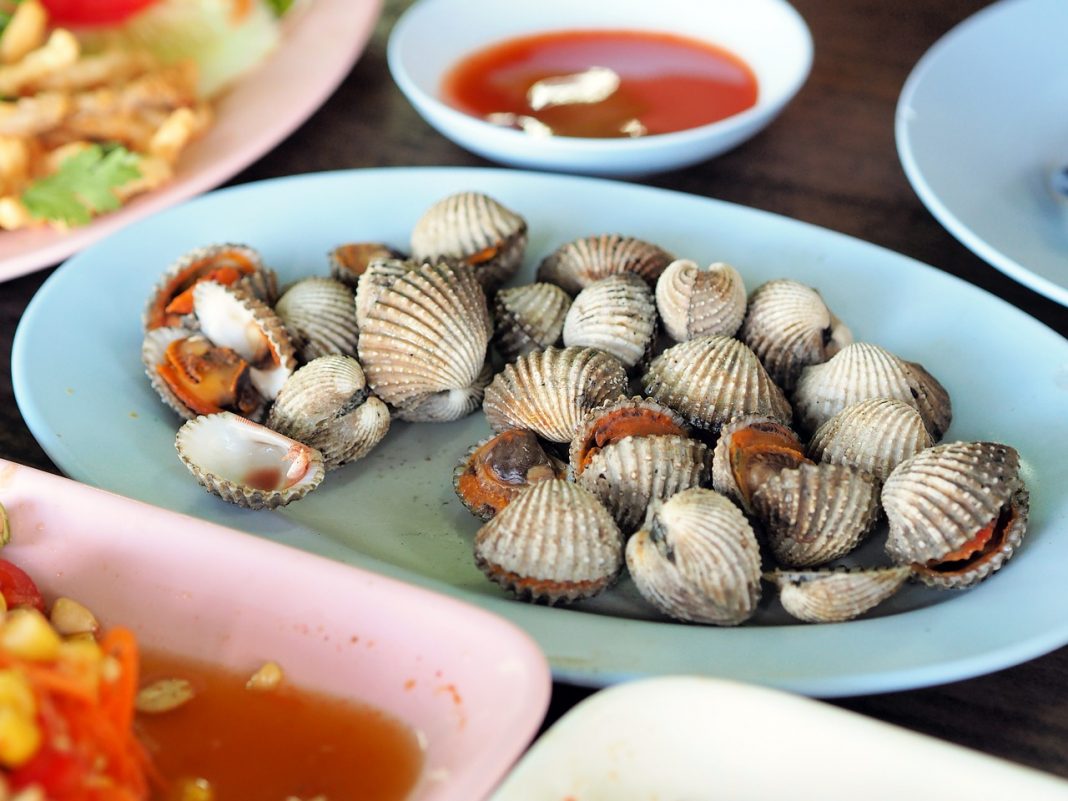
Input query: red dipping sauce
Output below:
<box><xmin>442</xmin><ymin>29</ymin><xmax>759</xmax><ymax>139</ymax></box>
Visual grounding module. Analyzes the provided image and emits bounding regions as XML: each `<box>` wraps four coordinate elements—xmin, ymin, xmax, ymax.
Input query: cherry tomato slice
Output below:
<box><xmin>39</xmin><ymin>0</ymin><xmax>160</xmax><ymax>27</ymax></box>
<box><xmin>0</xmin><ymin>559</ymin><xmax>45</xmax><ymax>612</ymax></box>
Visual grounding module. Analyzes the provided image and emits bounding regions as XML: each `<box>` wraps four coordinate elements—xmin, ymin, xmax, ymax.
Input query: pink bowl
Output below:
<box><xmin>0</xmin><ymin>459</ymin><xmax>551</xmax><ymax>800</ymax></box>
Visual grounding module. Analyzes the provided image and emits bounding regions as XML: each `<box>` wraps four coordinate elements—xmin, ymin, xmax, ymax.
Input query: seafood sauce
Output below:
<box><xmin>136</xmin><ymin>650</ymin><xmax>423</xmax><ymax>801</ymax></box>
<box><xmin>442</xmin><ymin>29</ymin><xmax>759</xmax><ymax>138</ymax></box>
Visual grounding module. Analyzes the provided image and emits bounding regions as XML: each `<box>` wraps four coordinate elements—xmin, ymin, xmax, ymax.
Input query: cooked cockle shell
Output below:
<box><xmin>175</xmin><ymin>412</ymin><xmax>325</xmax><ymax>509</ymax></box>
<box><xmin>626</xmin><ymin>488</ymin><xmax>761</xmax><ymax>625</ymax></box>
<box><xmin>537</xmin><ymin>234</ymin><xmax>673</xmax><ymax>294</ymax></box>
<box><xmin>394</xmin><ymin>361</ymin><xmax>493</xmax><ymax>423</ymax></box>
<box><xmin>569</xmin><ymin>396</ymin><xmax>688</xmax><ymax>478</ymax></box>
<box><xmin>274</xmin><ymin>277</ymin><xmax>359</xmax><ymax>363</ymax></box>
<box><xmin>808</xmin><ymin>398</ymin><xmax>934</xmax><ymax>482</ymax></box>
<box><xmin>357</xmin><ymin>261</ymin><xmax>492</xmax><ymax>419</ymax></box>
<box><xmin>562</xmin><ymin>273</ymin><xmax>658</xmax><ymax>369</ymax></box>
<box><xmin>711</xmin><ymin>415</ymin><xmax>807</xmax><ymax>513</ymax></box>
<box><xmin>483</xmin><ymin>346</ymin><xmax>628</xmax><ymax>442</ymax></box>
<box><xmin>410</xmin><ymin>191</ymin><xmax>527</xmax><ymax>292</ymax></box>
<box><xmin>265</xmin><ymin>355</ymin><xmax>390</xmax><ymax>471</ymax></box>
<box><xmin>142</xmin><ymin>327</ymin><xmax>265</xmax><ymax>421</ymax></box>
<box><xmin>766</xmin><ymin>566</ymin><xmax>912</xmax><ymax>623</ymax></box>
<box><xmin>328</xmin><ymin>242</ymin><xmax>404</xmax><ymax>288</ymax></box>
<box><xmin>655</xmin><ymin>259</ymin><xmax>747</xmax><ymax>342</ymax></box>
<box><xmin>882</xmin><ymin>441</ymin><xmax>1028</xmax><ymax>589</ymax></box>
<box><xmin>577</xmin><ymin>434</ymin><xmax>711</xmax><ymax>533</ymax></box>
<box><xmin>739</xmin><ymin>279</ymin><xmax>852</xmax><ymax>391</ymax></box>
<box><xmin>752</xmin><ymin>462</ymin><xmax>880</xmax><ymax>567</ymax></box>
<box><xmin>474</xmin><ymin>479</ymin><xmax>623</xmax><ymax>604</ymax></box>
<box><xmin>354</xmin><ymin>257</ymin><xmax>419</xmax><ymax>329</ymax></box>
<box><xmin>493</xmin><ymin>282</ymin><xmax>571</xmax><ymax>362</ymax></box>
<box><xmin>793</xmin><ymin>342</ymin><xmax>952</xmax><ymax>438</ymax></box>
<box><xmin>642</xmin><ymin>335</ymin><xmax>792</xmax><ymax>432</ymax></box>
<box><xmin>453</xmin><ymin>429</ymin><xmax>568</xmax><ymax>520</ymax></box>
<box><xmin>144</xmin><ymin>243</ymin><xmax>277</xmax><ymax>331</ymax></box>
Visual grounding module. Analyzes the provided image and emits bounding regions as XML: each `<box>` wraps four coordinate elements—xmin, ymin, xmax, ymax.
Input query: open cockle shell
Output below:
<box><xmin>175</xmin><ymin>412</ymin><xmax>326</xmax><ymax>509</ymax></box>
<box><xmin>357</xmin><ymin>260</ymin><xmax>492</xmax><ymax>420</ymax></box>
<box><xmin>569</xmin><ymin>396</ymin><xmax>689</xmax><ymax>478</ymax></box>
<box><xmin>274</xmin><ymin>277</ymin><xmax>359</xmax><ymax>363</ymax></box>
<box><xmin>711</xmin><ymin>415</ymin><xmax>807</xmax><ymax>513</ymax></box>
<box><xmin>752</xmin><ymin>462</ymin><xmax>880</xmax><ymax>567</ymax></box>
<box><xmin>739</xmin><ymin>279</ymin><xmax>851</xmax><ymax>391</ymax></box>
<box><xmin>655</xmin><ymin>259</ymin><xmax>747</xmax><ymax>342</ymax></box>
<box><xmin>562</xmin><ymin>273</ymin><xmax>658</xmax><ymax>369</ymax></box>
<box><xmin>143</xmin><ymin>243</ymin><xmax>277</xmax><ymax>331</ymax></box>
<box><xmin>474</xmin><ymin>479</ymin><xmax>623</xmax><ymax>604</ymax></box>
<box><xmin>191</xmin><ymin>280</ymin><xmax>297</xmax><ymax>401</ymax></box>
<box><xmin>577</xmin><ymin>434</ymin><xmax>711</xmax><ymax>534</ymax></box>
<box><xmin>493</xmin><ymin>282</ymin><xmax>571</xmax><ymax>363</ymax></box>
<box><xmin>483</xmin><ymin>346</ymin><xmax>628</xmax><ymax>443</ymax></box>
<box><xmin>265</xmin><ymin>355</ymin><xmax>390</xmax><ymax>471</ymax></box>
<box><xmin>626</xmin><ymin>488</ymin><xmax>762</xmax><ymax>625</ymax></box>
<box><xmin>642</xmin><ymin>335</ymin><xmax>792</xmax><ymax>432</ymax></box>
<box><xmin>410</xmin><ymin>191</ymin><xmax>528</xmax><ymax>291</ymax></box>
<box><xmin>793</xmin><ymin>342</ymin><xmax>952</xmax><ymax>438</ymax></box>
<box><xmin>766</xmin><ymin>566</ymin><xmax>912</xmax><ymax>623</ymax></box>
<box><xmin>537</xmin><ymin>233</ymin><xmax>673</xmax><ymax>294</ymax></box>
<box><xmin>808</xmin><ymin>397</ymin><xmax>934</xmax><ymax>482</ymax></box>
<box><xmin>882</xmin><ymin>441</ymin><xmax>1029</xmax><ymax>589</ymax></box>
<box><xmin>453</xmin><ymin>429</ymin><xmax>567</xmax><ymax>521</ymax></box>
<box><xmin>328</xmin><ymin>242</ymin><xmax>404</xmax><ymax>288</ymax></box>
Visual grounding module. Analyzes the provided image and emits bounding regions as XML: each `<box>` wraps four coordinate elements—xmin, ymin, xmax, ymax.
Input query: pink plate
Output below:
<box><xmin>0</xmin><ymin>0</ymin><xmax>381</xmax><ymax>284</ymax></box>
<box><xmin>0</xmin><ymin>459</ymin><xmax>551</xmax><ymax>801</ymax></box>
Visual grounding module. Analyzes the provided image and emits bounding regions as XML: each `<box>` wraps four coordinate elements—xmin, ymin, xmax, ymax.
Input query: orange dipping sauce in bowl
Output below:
<box><xmin>442</xmin><ymin>29</ymin><xmax>759</xmax><ymax>139</ymax></box>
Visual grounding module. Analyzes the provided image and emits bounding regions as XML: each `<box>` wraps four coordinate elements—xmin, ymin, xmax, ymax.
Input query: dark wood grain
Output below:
<box><xmin>3</xmin><ymin>0</ymin><xmax>1067</xmax><ymax>780</ymax></box>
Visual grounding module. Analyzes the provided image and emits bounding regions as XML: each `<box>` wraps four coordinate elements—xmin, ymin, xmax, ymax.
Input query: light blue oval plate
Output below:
<box><xmin>13</xmin><ymin>167</ymin><xmax>1068</xmax><ymax>696</ymax></box>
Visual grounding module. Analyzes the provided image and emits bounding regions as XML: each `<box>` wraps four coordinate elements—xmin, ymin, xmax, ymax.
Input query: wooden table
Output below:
<box><xmin>3</xmin><ymin>0</ymin><xmax>1067</xmax><ymax>780</ymax></box>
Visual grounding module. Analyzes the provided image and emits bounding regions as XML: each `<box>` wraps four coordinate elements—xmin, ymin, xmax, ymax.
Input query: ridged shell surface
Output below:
<box><xmin>752</xmin><ymin>462</ymin><xmax>880</xmax><ymax>567</ymax></box>
<box><xmin>882</xmin><ymin>441</ymin><xmax>1027</xmax><ymax>588</ymax></box>
<box><xmin>655</xmin><ymin>260</ymin><xmax>747</xmax><ymax>342</ymax></box>
<box><xmin>563</xmin><ymin>274</ymin><xmax>658</xmax><ymax>368</ymax></box>
<box><xmin>739</xmin><ymin>279</ymin><xmax>852</xmax><ymax>391</ymax></box>
<box><xmin>275</xmin><ymin>277</ymin><xmax>359</xmax><ymax>363</ymax></box>
<box><xmin>767</xmin><ymin>566</ymin><xmax>912</xmax><ymax>623</ymax></box>
<box><xmin>537</xmin><ymin>234</ymin><xmax>673</xmax><ymax>294</ymax></box>
<box><xmin>577</xmin><ymin>434</ymin><xmax>711</xmax><ymax>533</ymax></box>
<box><xmin>474</xmin><ymin>479</ymin><xmax>623</xmax><ymax>604</ymax></box>
<box><xmin>266</xmin><ymin>355</ymin><xmax>390</xmax><ymax>470</ymax></box>
<box><xmin>483</xmin><ymin>346</ymin><xmax>628</xmax><ymax>442</ymax></box>
<box><xmin>357</xmin><ymin>261</ymin><xmax>492</xmax><ymax>413</ymax></box>
<box><xmin>642</xmin><ymin>335</ymin><xmax>792</xmax><ymax>431</ymax></box>
<box><xmin>808</xmin><ymin>398</ymin><xmax>934</xmax><ymax>482</ymax></box>
<box><xmin>410</xmin><ymin>191</ymin><xmax>527</xmax><ymax>291</ymax></box>
<box><xmin>711</xmin><ymin>415</ymin><xmax>806</xmax><ymax>513</ymax></box>
<box><xmin>354</xmin><ymin>257</ymin><xmax>418</xmax><ymax>329</ymax></box>
<box><xmin>626</xmin><ymin>488</ymin><xmax>761</xmax><ymax>625</ymax></box>
<box><xmin>394</xmin><ymin>361</ymin><xmax>493</xmax><ymax>423</ymax></box>
<box><xmin>569</xmin><ymin>396</ymin><xmax>688</xmax><ymax>477</ymax></box>
<box><xmin>494</xmin><ymin>282</ymin><xmax>570</xmax><ymax>362</ymax></box>
<box><xmin>453</xmin><ymin>430</ymin><xmax>566</xmax><ymax>521</ymax></box>
<box><xmin>175</xmin><ymin>412</ymin><xmax>325</xmax><ymax>509</ymax></box>
<box><xmin>793</xmin><ymin>342</ymin><xmax>952</xmax><ymax>438</ymax></box>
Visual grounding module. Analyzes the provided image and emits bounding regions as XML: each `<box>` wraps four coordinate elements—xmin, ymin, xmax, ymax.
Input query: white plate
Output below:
<box><xmin>896</xmin><ymin>0</ymin><xmax>1068</xmax><ymax>305</ymax></box>
<box><xmin>492</xmin><ymin>677</ymin><xmax>1068</xmax><ymax>800</ymax></box>
<box><xmin>0</xmin><ymin>0</ymin><xmax>381</xmax><ymax>284</ymax></box>
<box><xmin>13</xmin><ymin>167</ymin><xmax>1068</xmax><ymax>696</ymax></box>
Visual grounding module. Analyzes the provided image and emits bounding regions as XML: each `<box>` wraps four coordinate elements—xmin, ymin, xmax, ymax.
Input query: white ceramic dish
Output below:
<box><xmin>13</xmin><ymin>167</ymin><xmax>1068</xmax><ymax>696</ymax></box>
<box><xmin>896</xmin><ymin>0</ymin><xmax>1068</xmax><ymax>306</ymax></box>
<box><xmin>388</xmin><ymin>0</ymin><xmax>811</xmax><ymax>176</ymax></box>
<box><xmin>492</xmin><ymin>676</ymin><xmax>1068</xmax><ymax>801</ymax></box>
<box><xmin>0</xmin><ymin>0</ymin><xmax>381</xmax><ymax>284</ymax></box>
<box><xmin>0</xmin><ymin>458</ymin><xmax>552</xmax><ymax>801</ymax></box>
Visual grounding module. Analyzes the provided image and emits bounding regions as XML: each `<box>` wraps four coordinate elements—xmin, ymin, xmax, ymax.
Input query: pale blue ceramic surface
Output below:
<box><xmin>14</xmin><ymin>167</ymin><xmax>1068</xmax><ymax>696</ymax></box>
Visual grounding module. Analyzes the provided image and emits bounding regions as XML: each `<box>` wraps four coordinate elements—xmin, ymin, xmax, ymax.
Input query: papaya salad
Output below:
<box><xmin>0</xmin><ymin>0</ymin><xmax>296</xmax><ymax>231</ymax></box>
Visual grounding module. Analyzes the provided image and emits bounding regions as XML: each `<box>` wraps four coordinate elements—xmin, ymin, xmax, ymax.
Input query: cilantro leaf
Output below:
<box><xmin>22</xmin><ymin>144</ymin><xmax>141</xmax><ymax>227</ymax></box>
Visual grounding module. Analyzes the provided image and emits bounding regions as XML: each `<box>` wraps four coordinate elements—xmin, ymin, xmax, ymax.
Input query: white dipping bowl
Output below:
<box><xmin>388</xmin><ymin>0</ymin><xmax>813</xmax><ymax>177</ymax></box>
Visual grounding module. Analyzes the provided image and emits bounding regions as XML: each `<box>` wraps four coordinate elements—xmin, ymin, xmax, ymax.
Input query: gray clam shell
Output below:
<box><xmin>142</xmin><ymin>326</ymin><xmax>200</xmax><ymax>421</ymax></box>
<box><xmin>562</xmin><ymin>273</ymin><xmax>658</xmax><ymax>369</ymax></box>
<box><xmin>394</xmin><ymin>362</ymin><xmax>493</xmax><ymax>423</ymax></box>
<box><xmin>537</xmin><ymin>234</ymin><xmax>673</xmax><ymax>294</ymax></box>
<box><xmin>626</xmin><ymin>488</ymin><xmax>762</xmax><ymax>625</ymax></box>
<box><xmin>766</xmin><ymin>566</ymin><xmax>912</xmax><ymax>623</ymax></box>
<box><xmin>655</xmin><ymin>259</ymin><xmax>747</xmax><ymax>342</ymax></box>
<box><xmin>274</xmin><ymin>277</ymin><xmax>359</xmax><ymax>363</ymax></box>
<box><xmin>493</xmin><ymin>282</ymin><xmax>570</xmax><ymax>362</ymax></box>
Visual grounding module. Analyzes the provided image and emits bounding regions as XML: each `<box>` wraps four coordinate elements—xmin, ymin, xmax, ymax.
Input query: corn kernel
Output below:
<box><xmin>0</xmin><ymin>609</ymin><xmax>61</xmax><ymax>661</ymax></box>
<box><xmin>0</xmin><ymin>500</ymin><xmax>9</xmax><ymax>547</ymax></box>
<box><xmin>0</xmin><ymin>593</ymin><xmax>7</xmax><ymax>614</ymax></box>
<box><xmin>49</xmin><ymin>597</ymin><xmax>98</xmax><ymax>637</ymax></box>
<box><xmin>136</xmin><ymin>678</ymin><xmax>195</xmax><ymax>714</ymax></box>
<box><xmin>0</xmin><ymin>707</ymin><xmax>41</xmax><ymax>767</ymax></box>
<box><xmin>178</xmin><ymin>778</ymin><xmax>214</xmax><ymax>801</ymax></box>
<box><xmin>0</xmin><ymin>670</ymin><xmax>35</xmax><ymax>719</ymax></box>
<box><xmin>246</xmin><ymin>660</ymin><xmax>284</xmax><ymax>692</ymax></box>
